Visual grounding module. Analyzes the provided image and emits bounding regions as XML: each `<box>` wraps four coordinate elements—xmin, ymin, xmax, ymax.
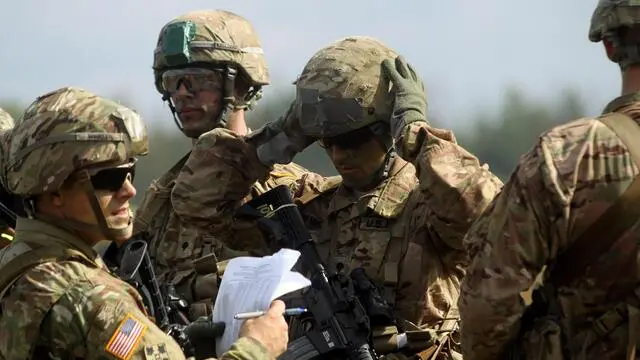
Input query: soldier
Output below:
<box><xmin>458</xmin><ymin>1</ymin><xmax>640</xmax><ymax>359</ymax></box>
<box><xmin>0</xmin><ymin>87</ymin><xmax>288</xmax><ymax>359</ymax></box>
<box><xmin>0</xmin><ymin>108</ymin><xmax>15</xmax><ymax>246</ymax></box>
<box><xmin>171</xmin><ymin>36</ymin><xmax>503</xmax><ymax>359</ymax></box>
<box><xmin>134</xmin><ymin>9</ymin><xmax>308</xmax><ymax>320</ymax></box>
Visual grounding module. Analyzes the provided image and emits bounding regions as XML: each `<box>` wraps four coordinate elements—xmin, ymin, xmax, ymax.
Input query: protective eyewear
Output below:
<box><xmin>161</xmin><ymin>68</ymin><xmax>223</xmax><ymax>94</ymax></box>
<box><xmin>318</xmin><ymin>127</ymin><xmax>376</xmax><ymax>150</ymax></box>
<box><xmin>90</xmin><ymin>165</ymin><xmax>136</xmax><ymax>192</ymax></box>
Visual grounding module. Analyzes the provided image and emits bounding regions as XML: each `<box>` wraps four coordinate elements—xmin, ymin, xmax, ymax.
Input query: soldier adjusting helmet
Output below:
<box><xmin>6</xmin><ymin>87</ymin><xmax>148</xmax><ymax>240</ymax></box>
<box><xmin>590</xmin><ymin>0</ymin><xmax>640</xmax><ymax>68</ymax></box>
<box><xmin>153</xmin><ymin>10</ymin><xmax>269</xmax><ymax>135</ymax></box>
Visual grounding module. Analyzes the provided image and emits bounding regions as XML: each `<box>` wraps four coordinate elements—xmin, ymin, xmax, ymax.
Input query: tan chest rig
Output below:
<box><xmin>287</xmin><ymin>176</ymin><xmax>458</xmax><ymax>359</ymax></box>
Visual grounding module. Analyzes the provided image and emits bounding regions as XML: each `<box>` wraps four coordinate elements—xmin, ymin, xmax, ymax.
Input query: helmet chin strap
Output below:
<box><xmin>32</xmin><ymin>170</ymin><xmax>133</xmax><ymax>243</ymax></box>
<box><xmin>343</xmin><ymin>148</ymin><xmax>396</xmax><ymax>191</ymax></box>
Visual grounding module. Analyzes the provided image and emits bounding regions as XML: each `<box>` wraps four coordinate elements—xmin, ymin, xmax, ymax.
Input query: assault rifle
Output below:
<box><xmin>116</xmin><ymin>240</ymin><xmax>196</xmax><ymax>353</ymax></box>
<box><xmin>242</xmin><ymin>184</ymin><xmax>386</xmax><ymax>360</ymax></box>
<box><xmin>117</xmin><ymin>240</ymin><xmax>190</xmax><ymax>328</ymax></box>
<box><xmin>105</xmin><ymin>239</ymin><xmax>225</xmax><ymax>358</ymax></box>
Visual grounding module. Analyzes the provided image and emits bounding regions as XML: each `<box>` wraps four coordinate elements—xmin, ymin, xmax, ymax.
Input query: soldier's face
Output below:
<box><xmin>171</xmin><ymin>84</ymin><xmax>224</xmax><ymax>137</ymax></box>
<box><xmin>162</xmin><ymin>68</ymin><xmax>226</xmax><ymax>138</ymax></box>
<box><xmin>54</xmin><ymin>165</ymin><xmax>137</xmax><ymax>244</ymax></box>
<box><xmin>322</xmin><ymin>129</ymin><xmax>388</xmax><ymax>190</ymax></box>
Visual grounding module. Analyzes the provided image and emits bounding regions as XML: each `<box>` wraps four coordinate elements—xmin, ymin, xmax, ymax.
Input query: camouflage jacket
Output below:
<box><xmin>133</xmin><ymin>151</ymin><xmax>308</xmax><ymax>318</ymax></box>
<box><xmin>0</xmin><ymin>129</ymin><xmax>11</xmax><ymax>185</ymax></box>
<box><xmin>459</xmin><ymin>93</ymin><xmax>640</xmax><ymax>360</ymax></box>
<box><xmin>0</xmin><ymin>129</ymin><xmax>13</xmax><ymax>244</ymax></box>
<box><xmin>0</xmin><ymin>218</ymin><xmax>270</xmax><ymax>360</ymax></box>
<box><xmin>171</xmin><ymin>121</ymin><xmax>503</xmax><ymax>354</ymax></box>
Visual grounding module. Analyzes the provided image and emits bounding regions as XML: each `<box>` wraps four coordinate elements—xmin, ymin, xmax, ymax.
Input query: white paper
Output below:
<box><xmin>213</xmin><ymin>248</ymin><xmax>311</xmax><ymax>356</ymax></box>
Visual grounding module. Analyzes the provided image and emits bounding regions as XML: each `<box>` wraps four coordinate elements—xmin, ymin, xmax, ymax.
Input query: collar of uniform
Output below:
<box><xmin>13</xmin><ymin>217</ymin><xmax>107</xmax><ymax>270</ymax></box>
<box><xmin>602</xmin><ymin>92</ymin><xmax>640</xmax><ymax>114</ymax></box>
<box><xmin>328</xmin><ymin>157</ymin><xmax>416</xmax><ymax>219</ymax></box>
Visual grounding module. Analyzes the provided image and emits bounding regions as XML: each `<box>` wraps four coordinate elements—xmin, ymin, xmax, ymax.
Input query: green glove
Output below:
<box><xmin>248</xmin><ymin>100</ymin><xmax>315</xmax><ymax>166</ymax></box>
<box><xmin>381</xmin><ymin>56</ymin><xmax>428</xmax><ymax>140</ymax></box>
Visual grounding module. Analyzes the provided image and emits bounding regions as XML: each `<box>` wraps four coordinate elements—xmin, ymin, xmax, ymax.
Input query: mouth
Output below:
<box><xmin>178</xmin><ymin>106</ymin><xmax>204</xmax><ymax>117</ymax></box>
<box><xmin>111</xmin><ymin>207</ymin><xmax>129</xmax><ymax>217</ymax></box>
<box><xmin>337</xmin><ymin>166</ymin><xmax>358</xmax><ymax>174</ymax></box>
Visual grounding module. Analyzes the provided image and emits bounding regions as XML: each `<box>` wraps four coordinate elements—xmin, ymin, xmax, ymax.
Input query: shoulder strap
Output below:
<box><xmin>550</xmin><ymin>112</ymin><xmax>640</xmax><ymax>287</ymax></box>
<box><xmin>0</xmin><ymin>246</ymin><xmax>90</xmax><ymax>302</ymax></box>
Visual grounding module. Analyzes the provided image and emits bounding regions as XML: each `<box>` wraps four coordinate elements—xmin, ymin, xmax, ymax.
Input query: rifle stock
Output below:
<box><xmin>118</xmin><ymin>240</ymin><xmax>170</xmax><ymax>327</ymax></box>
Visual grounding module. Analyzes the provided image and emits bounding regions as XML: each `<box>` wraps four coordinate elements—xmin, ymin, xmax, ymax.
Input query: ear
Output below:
<box><xmin>603</xmin><ymin>39</ymin><xmax>617</xmax><ymax>62</ymax></box>
<box><xmin>50</xmin><ymin>191</ymin><xmax>64</xmax><ymax>208</ymax></box>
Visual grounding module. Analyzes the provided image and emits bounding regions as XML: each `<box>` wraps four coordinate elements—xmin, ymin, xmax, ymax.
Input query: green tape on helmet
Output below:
<box><xmin>161</xmin><ymin>21</ymin><xmax>196</xmax><ymax>67</ymax></box>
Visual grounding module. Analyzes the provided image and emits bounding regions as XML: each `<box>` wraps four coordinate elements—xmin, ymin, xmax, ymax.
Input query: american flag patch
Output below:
<box><xmin>105</xmin><ymin>314</ymin><xmax>147</xmax><ymax>360</ymax></box>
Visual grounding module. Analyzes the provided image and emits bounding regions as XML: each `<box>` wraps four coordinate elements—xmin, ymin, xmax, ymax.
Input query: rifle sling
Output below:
<box><xmin>550</xmin><ymin>112</ymin><xmax>640</xmax><ymax>288</ymax></box>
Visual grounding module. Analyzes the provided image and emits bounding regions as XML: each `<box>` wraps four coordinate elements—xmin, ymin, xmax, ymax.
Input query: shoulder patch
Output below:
<box><xmin>106</xmin><ymin>314</ymin><xmax>147</xmax><ymax>360</ymax></box>
<box><xmin>144</xmin><ymin>343</ymin><xmax>171</xmax><ymax>360</ymax></box>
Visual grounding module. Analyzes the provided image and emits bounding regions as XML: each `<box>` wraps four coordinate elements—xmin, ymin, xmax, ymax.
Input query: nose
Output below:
<box><xmin>117</xmin><ymin>178</ymin><xmax>137</xmax><ymax>199</ymax></box>
<box><xmin>173</xmin><ymin>82</ymin><xmax>192</xmax><ymax>99</ymax></box>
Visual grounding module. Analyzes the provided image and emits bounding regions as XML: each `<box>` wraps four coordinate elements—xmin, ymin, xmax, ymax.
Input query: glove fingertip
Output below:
<box><xmin>380</xmin><ymin>58</ymin><xmax>392</xmax><ymax>72</ymax></box>
<box><xmin>381</xmin><ymin>58</ymin><xmax>398</xmax><ymax>81</ymax></box>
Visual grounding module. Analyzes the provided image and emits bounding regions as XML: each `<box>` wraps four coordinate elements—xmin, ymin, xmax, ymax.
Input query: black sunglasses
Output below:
<box><xmin>318</xmin><ymin>127</ymin><xmax>376</xmax><ymax>150</ymax></box>
<box><xmin>90</xmin><ymin>165</ymin><xmax>136</xmax><ymax>192</ymax></box>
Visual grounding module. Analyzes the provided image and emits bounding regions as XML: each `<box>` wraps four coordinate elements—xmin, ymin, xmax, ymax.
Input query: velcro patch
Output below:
<box><xmin>144</xmin><ymin>343</ymin><xmax>171</xmax><ymax>360</ymax></box>
<box><xmin>106</xmin><ymin>314</ymin><xmax>147</xmax><ymax>360</ymax></box>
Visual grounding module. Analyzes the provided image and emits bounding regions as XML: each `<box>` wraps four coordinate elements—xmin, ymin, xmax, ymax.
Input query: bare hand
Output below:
<box><xmin>239</xmin><ymin>300</ymin><xmax>289</xmax><ymax>358</ymax></box>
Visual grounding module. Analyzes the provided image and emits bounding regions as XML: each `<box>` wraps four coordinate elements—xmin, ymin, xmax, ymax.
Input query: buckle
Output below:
<box><xmin>592</xmin><ymin>305</ymin><xmax>626</xmax><ymax>338</ymax></box>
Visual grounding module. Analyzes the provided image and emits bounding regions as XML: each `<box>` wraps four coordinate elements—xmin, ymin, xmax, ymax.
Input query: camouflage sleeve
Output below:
<box><xmin>39</xmin><ymin>264</ymin><xmax>189</xmax><ymax>359</ymax></box>
<box><xmin>399</xmin><ymin>122</ymin><xmax>503</xmax><ymax>249</ymax></box>
<box><xmin>218</xmin><ymin>337</ymin><xmax>272</xmax><ymax>360</ymax></box>
<box><xmin>458</xmin><ymin>118</ymin><xmax>638</xmax><ymax>359</ymax></box>
<box><xmin>248</xmin><ymin>162</ymin><xmax>310</xmax><ymax>199</ymax></box>
<box><xmin>172</xmin><ymin>128</ymin><xmax>273</xmax><ymax>231</ymax></box>
<box><xmin>173</xmin><ymin>128</ymin><xmax>324</xmax><ymax>232</ymax></box>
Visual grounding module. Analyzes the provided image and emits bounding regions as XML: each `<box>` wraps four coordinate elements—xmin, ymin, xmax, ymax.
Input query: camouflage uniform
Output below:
<box><xmin>0</xmin><ymin>107</ymin><xmax>15</xmax><ymax>188</ymax></box>
<box><xmin>134</xmin><ymin>10</ymin><xmax>307</xmax><ymax>320</ymax></box>
<box><xmin>0</xmin><ymin>108</ymin><xmax>15</xmax><ymax>246</ymax></box>
<box><xmin>0</xmin><ymin>87</ymin><xmax>270</xmax><ymax>360</ymax></box>
<box><xmin>459</xmin><ymin>2</ymin><xmax>640</xmax><ymax>359</ymax></box>
<box><xmin>172</xmin><ymin>37</ymin><xmax>503</xmax><ymax>359</ymax></box>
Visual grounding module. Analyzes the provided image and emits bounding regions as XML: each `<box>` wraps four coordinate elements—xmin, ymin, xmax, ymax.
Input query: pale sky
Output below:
<box><xmin>0</xmin><ymin>0</ymin><xmax>617</xmax><ymax>128</ymax></box>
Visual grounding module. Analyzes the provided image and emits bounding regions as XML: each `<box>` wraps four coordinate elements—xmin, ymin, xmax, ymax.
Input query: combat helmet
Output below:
<box><xmin>590</xmin><ymin>0</ymin><xmax>640</xmax><ymax>67</ymax></box>
<box><xmin>294</xmin><ymin>36</ymin><xmax>398</xmax><ymax>140</ymax></box>
<box><xmin>6</xmin><ymin>87</ymin><xmax>149</xmax><ymax>239</ymax></box>
<box><xmin>153</xmin><ymin>10</ymin><xmax>269</xmax><ymax>135</ymax></box>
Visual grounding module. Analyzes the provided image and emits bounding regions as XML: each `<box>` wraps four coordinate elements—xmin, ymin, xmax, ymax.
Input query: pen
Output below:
<box><xmin>234</xmin><ymin>307</ymin><xmax>308</xmax><ymax>320</ymax></box>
